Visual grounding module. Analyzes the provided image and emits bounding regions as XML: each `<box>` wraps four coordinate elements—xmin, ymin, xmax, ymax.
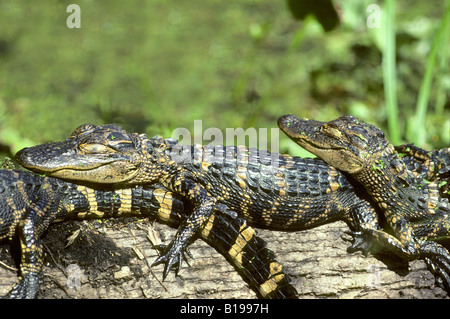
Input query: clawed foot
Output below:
<box><xmin>420</xmin><ymin>241</ymin><xmax>450</xmax><ymax>293</ymax></box>
<box><xmin>344</xmin><ymin>230</ymin><xmax>374</xmax><ymax>255</ymax></box>
<box><xmin>152</xmin><ymin>243</ymin><xmax>193</xmax><ymax>280</ymax></box>
<box><xmin>425</xmin><ymin>257</ymin><xmax>450</xmax><ymax>292</ymax></box>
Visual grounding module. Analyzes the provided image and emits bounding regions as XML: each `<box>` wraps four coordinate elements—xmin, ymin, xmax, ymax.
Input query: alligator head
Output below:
<box><xmin>16</xmin><ymin>124</ymin><xmax>143</xmax><ymax>183</ymax></box>
<box><xmin>277</xmin><ymin>114</ymin><xmax>391</xmax><ymax>174</ymax></box>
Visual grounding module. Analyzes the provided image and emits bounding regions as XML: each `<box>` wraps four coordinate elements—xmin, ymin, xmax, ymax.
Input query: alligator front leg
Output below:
<box><xmin>344</xmin><ymin>201</ymin><xmax>422</xmax><ymax>258</ymax></box>
<box><xmin>352</xmin><ymin>210</ymin><xmax>423</xmax><ymax>260</ymax></box>
<box><xmin>6</xmin><ymin>211</ymin><xmax>43</xmax><ymax>299</ymax></box>
<box><xmin>152</xmin><ymin>199</ymin><xmax>216</xmax><ymax>279</ymax></box>
<box><xmin>346</xmin><ymin>211</ymin><xmax>423</xmax><ymax>261</ymax></box>
<box><xmin>347</xmin><ymin>208</ymin><xmax>450</xmax><ymax>291</ymax></box>
<box><xmin>153</xmin><ymin>179</ymin><xmax>217</xmax><ymax>279</ymax></box>
<box><xmin>344</xmin><ymin>204</ymin><xmax>381</xmax><ymax>254</ymax></box>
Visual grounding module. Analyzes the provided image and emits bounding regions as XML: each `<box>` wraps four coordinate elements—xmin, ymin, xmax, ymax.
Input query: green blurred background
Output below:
<box><xmin>0</xmin><ymin>0</ymin><xmax>448</xmax><ymax>162</ymax></box>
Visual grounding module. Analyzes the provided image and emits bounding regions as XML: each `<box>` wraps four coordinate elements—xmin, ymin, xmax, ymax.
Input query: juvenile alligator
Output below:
<box><xmin>278</xmin><ymin>114</ymin><xmax>450</xmax><ymax>291</ymax></box>
<box><xmin>16</xmin><ymin>124</ymin><xmax>387</xmax><ymax>279</ymax></box>
<box><xmin>0</xmin><ymin>169</ymin><xmax>297</xmax><ymax>299</ymax></box>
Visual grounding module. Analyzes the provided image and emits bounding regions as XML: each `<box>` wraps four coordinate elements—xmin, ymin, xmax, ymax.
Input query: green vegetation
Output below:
<box><xmin>0</xmin><ymin>1</ymin><xmax>448</xmax><ymax>161</ymax></box>
<box><xmin>410</xmin><ymin>0</ymin><xmax>450</xmax><ymax>146</ymax></box>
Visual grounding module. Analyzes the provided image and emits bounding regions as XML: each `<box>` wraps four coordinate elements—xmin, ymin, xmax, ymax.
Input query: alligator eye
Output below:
<box><xmin>323</xmin><ymin>125</ymin><xmax>342</xmax><ymax>138</ymax></box>
<box><xmin>79</xmin><ymin>143</ymin><xmax>112</xmax><ymax>154</ymax></box>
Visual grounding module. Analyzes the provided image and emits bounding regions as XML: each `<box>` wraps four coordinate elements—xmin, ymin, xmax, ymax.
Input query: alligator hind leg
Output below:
<box><xmin>6</xmin><ymin>211</ymin><xmax>43</xmax><ymax>299</ymax></box>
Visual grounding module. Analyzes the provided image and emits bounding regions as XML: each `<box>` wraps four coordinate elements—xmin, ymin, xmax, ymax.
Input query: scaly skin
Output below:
<box><xmin>278</xmin><ymin>114</ymin><xmax>450</xmax><ymax>291</ymax></box>
<box><xmin>16</xmin><ymin>124</ymin><xmax>386</xmax><ymax>279</ymax></box>
<box><xmin>0</xmin><ymin>169</ymin><xmax>297</xmax><ymax>299</ymax></box>
<box><xmin>394</xmin><ymin>144</ymin><xmax>449</xmax><ymax>199</ymax></box>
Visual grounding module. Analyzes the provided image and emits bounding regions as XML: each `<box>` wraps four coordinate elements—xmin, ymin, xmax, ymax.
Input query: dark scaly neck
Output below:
<box><xmin>353</xmin><ymin>143</ymin><xmax>425</xmax><ymax>215</ymax></box>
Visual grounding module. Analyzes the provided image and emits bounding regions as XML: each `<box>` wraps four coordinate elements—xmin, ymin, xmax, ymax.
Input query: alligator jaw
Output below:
<box><xmin>47</xmin><ymin>162</ymin><xmax>140</xmax><ymax>183</ymax></box>
<box><xmin>15</xmin><ymin>146</ymin><xmax>138</xmax><ymax>183</ymax></box>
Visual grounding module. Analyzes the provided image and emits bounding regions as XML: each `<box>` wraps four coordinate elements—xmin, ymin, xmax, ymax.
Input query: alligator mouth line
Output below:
<box><xmin>42</xmin><ymin>161</ymin><xmax>140</xmax><ymax>184</ymax></box>
<box><xmin>25</xmin><ymin>160</ymin><xmax>117</xmax><ymax>173</ymax></box>
<box><xmin>291</xmin><ymin>137</ymin><xmax>343</xmax><ymax>151</ymax></box>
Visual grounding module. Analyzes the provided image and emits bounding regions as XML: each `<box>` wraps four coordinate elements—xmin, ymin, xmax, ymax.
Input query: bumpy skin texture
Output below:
<box><xmin>278</xmin><ymin>114</ymin><xmax>450</xmax><ymax>291</ymax></box>
<box><xmin>0</xmin><ymin>169</ymin><xmax>296</xmax><ymax>299</ymax></box>
<box><xmin>394</xmin><ymin>144</ymin><xmax>449</xmax><ymax>199</ymax></box>
<box><xmin>16</xmin><ymin>124</ymin><xmax>389</xmax><ymax>279</ymax></box>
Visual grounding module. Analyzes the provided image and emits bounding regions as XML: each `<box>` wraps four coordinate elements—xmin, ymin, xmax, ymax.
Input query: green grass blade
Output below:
<box><xmin>434</xmin><ymin>0</ymin><xmax>450</xmax><ymax>116</ymax></box>
<box><xmin>412</xmin><ymin>0</ymin><xmax>450</xmax><ymax>145</ymax></box>
<box><xmin>383</xmin><ymin>0</ymin><xmax>400</xmax><ymax>144</ymax></box>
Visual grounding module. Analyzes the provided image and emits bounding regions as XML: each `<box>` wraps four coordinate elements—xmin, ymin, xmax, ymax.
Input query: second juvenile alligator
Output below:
<box><xmin>278</xmin><ymin>114</ymin><xmax>450</xmax><ymax>291</ymax></box>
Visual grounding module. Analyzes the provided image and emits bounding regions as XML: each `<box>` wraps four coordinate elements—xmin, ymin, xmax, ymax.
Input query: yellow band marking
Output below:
<box><xmin>258</xmin><ymin>262</ymin><xmax>285</xmax><ymax>297</ymax></box>
<box><xmin>153</xmin><ymin>188</ymin><xmax>173</xmax><ymax>222</ymax></box>
<box><xmin>117</xmin><ymin>188</ymin><xmax>132</xmax><ymax>215</ymax></box>
<box><xmin>76</xmin><ymin>185</ymin><xmax>104</xmax><ymax>218</ymax></box>
<box><xmin>228</xmin><ymin>223</ymin><xmax>254</xmax><ymax>265</ymax></box>
<box><xmin>199</xmin><ymin>214</ymin><xmax>215</xmax><ymax>238</ymax></box>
